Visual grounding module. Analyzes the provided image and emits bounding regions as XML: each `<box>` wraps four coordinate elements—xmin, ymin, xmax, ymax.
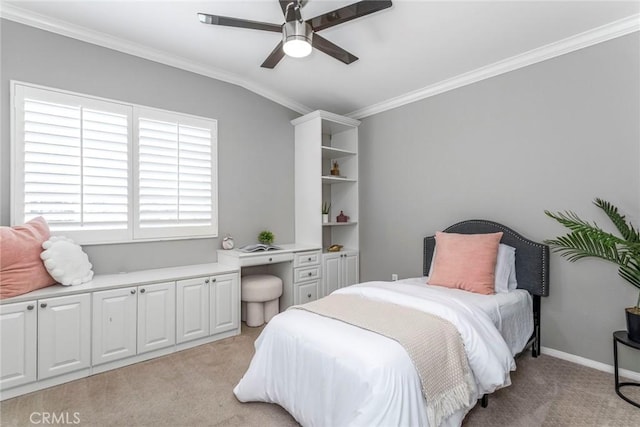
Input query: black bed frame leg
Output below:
<box><xmin>532</xmin><ymin>295</ymin><xmax>541</xmax><ymax>358</ymax></box>
<box><xmin>480</xmin><ymin>394</ymin><xmax>488</xmax><ymax>408</ymax></box>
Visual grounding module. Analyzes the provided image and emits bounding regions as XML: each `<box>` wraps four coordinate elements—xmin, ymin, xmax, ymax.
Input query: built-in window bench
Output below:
<box><xmin>0</xmin><ymin>263</ymin><xmax>240</xmax><ymax>401</ymax></box>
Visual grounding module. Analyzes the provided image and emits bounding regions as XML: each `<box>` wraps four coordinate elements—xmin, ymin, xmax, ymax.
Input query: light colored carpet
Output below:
<box><xmin>1</xmin><ymin>324</ymin><xmax>638</xmax><ymax>426</ymax></box>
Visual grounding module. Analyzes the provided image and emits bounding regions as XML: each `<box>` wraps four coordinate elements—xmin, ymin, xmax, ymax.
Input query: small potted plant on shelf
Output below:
<box><xmin>322</xmin><ymin>202</ymin><xmax>331</xmax><ymax>223</ymax></box>
<box><xmin>258</xmin><ymin>230</ymin><xmax>275</xmax><ymax>245</ymax></box>
<box><xmin>544</xmin><ymin>198</ymin><xmax>640</xmax><ymax>342</ymax></box>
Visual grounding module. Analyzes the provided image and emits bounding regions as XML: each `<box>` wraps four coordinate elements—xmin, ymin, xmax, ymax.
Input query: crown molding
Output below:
<box><xmin>0</xmin><ymin>3</ymin><xmax>312</xmax><ymax>116</ymax></box>
<box><xmin>347</xmin><ymin>13</ymin><xmax>640</xmax><ymax>120</ymax></box>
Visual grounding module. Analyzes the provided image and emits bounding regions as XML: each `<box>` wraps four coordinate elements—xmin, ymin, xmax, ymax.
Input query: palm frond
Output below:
<box><xmin>619</xmin><ymin>263</ymin><xmax>640</xmax><ymax>290</ymax></box>
<box><xmin>595</xmin><ymin>198</ymin><xmax>640</xmax><ymax>243</ymax></box>
<box><xmin>545</xmin><ymin>232</ymin><xmax>625</xmax><ymax>264</ymax></box>
<box><xmin>546</xmin><ymin>199</ymin><xmax>640</xmax><ymax>306</ymax></box>
<box><xmin>545</xmin><ymin>209</ymin><xmax>640</xmax><ymax>252</ymax></box>
<box><xmin>544</xmin><ymin>210</ymin><xmax>597</xmax><ymax>233</ymax></box>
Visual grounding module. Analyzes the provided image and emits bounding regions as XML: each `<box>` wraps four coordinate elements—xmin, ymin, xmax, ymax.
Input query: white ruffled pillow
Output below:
<box><xmin>40</xmin><ymin>236</ymin><xmax>94</xmax><ymax>286</ymax></box>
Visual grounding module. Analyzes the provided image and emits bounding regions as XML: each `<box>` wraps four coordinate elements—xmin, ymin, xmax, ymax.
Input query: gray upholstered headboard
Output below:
<box><xmin>423</xmin><ymin>219</ymin><xmax>549</xmax><ymax>297</ymax></box>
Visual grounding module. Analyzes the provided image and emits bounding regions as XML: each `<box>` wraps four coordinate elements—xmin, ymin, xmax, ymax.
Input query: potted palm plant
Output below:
<box><xmin>545</xmin><ymin>198</ymin><xmax>640</xmax><ymax>342</ymax></box>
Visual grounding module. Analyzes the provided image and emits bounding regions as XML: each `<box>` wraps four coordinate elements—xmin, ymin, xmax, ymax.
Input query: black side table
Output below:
<box><xmin>613</xmin><ymin>330</ymin><xmax>640</xmax><ymax>408</ymax></box>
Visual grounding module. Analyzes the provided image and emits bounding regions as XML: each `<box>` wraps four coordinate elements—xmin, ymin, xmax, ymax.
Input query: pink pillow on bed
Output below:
<box><xmin>0</xmin><ymin>217</ymin><xmax>56</xmax><ymax>299</ymax></box>
<box><xmin>427</xmin><ymin>231</ymin><xmax>503</xmax><ymax>295</ymax></box>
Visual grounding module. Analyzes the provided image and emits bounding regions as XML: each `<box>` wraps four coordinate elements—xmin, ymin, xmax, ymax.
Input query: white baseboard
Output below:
<box><xmin>541</xmin><ymin>346</ymin><xmax>640</xmax><ymax>382</ymax></box>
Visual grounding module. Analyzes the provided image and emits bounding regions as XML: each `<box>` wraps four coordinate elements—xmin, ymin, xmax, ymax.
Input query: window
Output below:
<box><xmin>12</xmin><ymin>82</ymin><xmax>218</xmax><ymax>244</ymax></box>
<box><xmin>135</xmin><ymin>109</ymin><xmax>217</xmax><ymax>239</ymax></box>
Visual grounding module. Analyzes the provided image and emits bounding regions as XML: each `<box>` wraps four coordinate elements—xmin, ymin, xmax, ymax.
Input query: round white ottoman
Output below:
<box><xmin>241</xmin><ymin>274</ymin><xmax>283</xmax><ymax>327</ymax></box>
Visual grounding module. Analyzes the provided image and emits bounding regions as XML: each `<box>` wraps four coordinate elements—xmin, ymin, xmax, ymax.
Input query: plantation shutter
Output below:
<box><xmin>136</xmin><ymin>108</ymin><xmax>217</xmax><ymax>239</ymax></box>
<box><xmin>22</xmin><ymin>98</ymin><xmax>82</xmax><ymax>227</ymax></box>
<box><xmin>12</xmin><ymin>83</ymin><xmax>217</xmax><ymax>244</ymax></box>
<box><xmin>14</xmin><ymin>85</ymin><xmax>131</xmax><ymax>243</ymax></box>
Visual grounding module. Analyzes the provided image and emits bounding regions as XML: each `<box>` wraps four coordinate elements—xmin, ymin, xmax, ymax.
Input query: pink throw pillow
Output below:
<box><xmin>428</xmin><ymin>231</ymin><xmax>503</xmax><ymax>295</ymax></box>
<box><xmin>0</xmin><ymin>217</ymin><xmax>57</xmax><ymax>299</ymax></box>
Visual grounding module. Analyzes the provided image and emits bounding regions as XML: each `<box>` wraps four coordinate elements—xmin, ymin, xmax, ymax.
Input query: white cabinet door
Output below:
<box><xmin>138</xmin><ymin>282</ymin><xmax>176</xmax><ymax>353</ymax></box>
<box><xmin>177</xmin><ymin>277</ymin><xmax>209</xmax><ymax>344</ymax></box>
<box><xmin>0</xmin><ymin>301</ymin><xmax>37</xmax><ymax>389</ymax></box>
<box><xmin>209</xmin><ymin>274</ymin><xmax>239</xmax><ymax>336</ymax></box>
<box><xmin>343</xmin><ymin>252</ymin><xmax>359</xmax><ymax>287</ymax></box>
<box><xmin>322</xmin><ymin>253</ymin><xmax>341</xmax><ymax>296</ymax></box>
<box><xmin>322</xmin><ymin>251</ymin><xmax>359</xmax><ymax>295</ymax></box>
<box><xmin>38</xmin><ymin>294</ymin><xmax>90</xmax><ymax>380</ymax></box>
<box><xmin>92</xmin><ymin>287</ymin><xmax>137</xmax><ymax>365</ymax></box>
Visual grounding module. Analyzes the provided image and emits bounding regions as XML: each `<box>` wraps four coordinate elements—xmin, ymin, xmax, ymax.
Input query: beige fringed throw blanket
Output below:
<box><xmin>290</xmin><ymin>294</ymin><xmax>476</xmax><ymax>426</ymax></box>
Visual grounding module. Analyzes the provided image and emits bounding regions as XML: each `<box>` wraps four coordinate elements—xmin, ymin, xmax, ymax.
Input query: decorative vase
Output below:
<box><xmin>626</xmin><ymin>307</ymin><xmax>640</xmax><ymax>343</ymax></box>
<box><xmin>330</xmin><ymin>161</ymin><xmax>340</xmax><ymax>176</ymax></box>
<box><xmin>322</xmin><ymin>214</ymin><xmax>329</xmax><ymax>223</ymax></box>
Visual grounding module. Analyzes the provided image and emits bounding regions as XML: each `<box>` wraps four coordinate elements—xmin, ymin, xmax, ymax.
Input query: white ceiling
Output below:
<box><xmin>2</xmin><ymin>1</ymin><xmax>639</xmax><ymax>117</ymax></box>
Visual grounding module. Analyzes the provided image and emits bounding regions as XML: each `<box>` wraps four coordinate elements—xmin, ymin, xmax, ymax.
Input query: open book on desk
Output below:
<box><xmin>239</xmin><ymin>243</ymin><xmax>282</xmax><ymax>253</ymax></box>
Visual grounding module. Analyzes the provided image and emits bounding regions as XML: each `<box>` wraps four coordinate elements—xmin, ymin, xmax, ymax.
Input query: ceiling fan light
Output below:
<box><xmin>283</xmin><ymin>20</ymin><xmax>313</xmax><ymax>58</ymax></box>
<box><xmin>284</xmin><ymin>39</ymin><xmax>312</xmax><ymax>58</ymax></box>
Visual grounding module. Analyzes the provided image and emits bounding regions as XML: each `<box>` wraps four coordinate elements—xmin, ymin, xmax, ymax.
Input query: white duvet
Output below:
<box><xmin>234</xmin><ymin>280</ymin><xmax>517</xmax><ymax>427</ymax></box>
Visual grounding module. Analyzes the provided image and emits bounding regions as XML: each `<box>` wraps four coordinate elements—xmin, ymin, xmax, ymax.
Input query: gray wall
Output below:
<box><xmin>1</xmin><ymin>20</ymin><xmax>298</xmax><ymax>274</ymax></box>
<box><xmin>359</xmin><ymin>33</ymin><xmax>640</xmax><ymax>368</ymax></box>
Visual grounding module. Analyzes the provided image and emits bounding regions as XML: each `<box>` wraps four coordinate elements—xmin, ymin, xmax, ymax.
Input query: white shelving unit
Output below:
<box><xmin>292</xmin><ymin>110</ymin><xmax>360</xmax><ymax>295</ymax></box>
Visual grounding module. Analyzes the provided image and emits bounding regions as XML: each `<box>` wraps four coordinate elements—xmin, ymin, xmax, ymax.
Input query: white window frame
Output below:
<box><xmin>11</xmin><ymin>81</ymin><xmax>218</xmax><ymax>244</ymax></box>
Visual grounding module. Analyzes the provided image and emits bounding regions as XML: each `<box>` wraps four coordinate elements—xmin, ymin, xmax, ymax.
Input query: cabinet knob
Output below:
<box><xmin>307</xmin><ymin>293</ymin><xmax>312</xmax><ymax>298</ymax></box>
<box><xmin>40</xmin><ymin>303</ymin><xmax>47</xmax><ymax>308</ymax></box>
<box><xmin>308</xmin><ymin>257</ymin><xmax>312</xmax><ymax>261</ymax></box>
<box><xmin>211</xmin><ymin>278</ymin><xmax>217</xmax><ymax>283</ymax></box>
<box><xmin>308</xmin><ymin>272</ymin><xmax>312</xmax><ymax>276</ymax></box>
<box><xmin>27</xmin><ymin>305</ymin><xmax>34</xmax><ymax>311</ymax></box>
<box><xmin>205</xmin><ymin>279</ymin><xmax>210</xmax><ymax>284</ymax></box>
<box><xmin>131</xmin><ymin>289</ymin><xmax>136</xmax><ymax>294</ymax></box>
<box><xmin>269</xmin><ymin>257</ymin><xmax>273</xmax><ymax>262</ymax></box>
<box><xmin>140</xmin><ymin>288</ymin><xmax>146</xmax><ymax>293</ymax></box>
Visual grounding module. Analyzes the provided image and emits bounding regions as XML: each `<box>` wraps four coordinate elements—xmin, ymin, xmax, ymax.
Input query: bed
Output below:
<box><xmin>234</xmin><ymin>220</ymin><xmax>550</xmax><ymax>426</ymax></box>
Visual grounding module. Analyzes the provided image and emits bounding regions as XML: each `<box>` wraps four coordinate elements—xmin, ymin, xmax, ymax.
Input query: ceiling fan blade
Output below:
<box><xmin>198</xmin><ymin>13</ymin><xmax>282</xmax><ymax>33</ymax></box>
<box><xmin>307</xmin><ymin>0</ymin><xmax>392</xmax><ymax>32</ymax></box>
<box><xmin>261</xmin><ymin>41</ymin><xmax>286</xmax><ymax>68</ymax></box>
<box><xmin>312</xmin><ymin>34</ymin><xmax>358</xmax><ymax>65</ymax></box>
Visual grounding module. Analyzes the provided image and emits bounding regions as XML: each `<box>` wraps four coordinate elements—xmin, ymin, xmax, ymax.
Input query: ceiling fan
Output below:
<box><xmin>198</xmin><ymin>0</ymin><xmax>393</xmax><ymax>68</ymax></box>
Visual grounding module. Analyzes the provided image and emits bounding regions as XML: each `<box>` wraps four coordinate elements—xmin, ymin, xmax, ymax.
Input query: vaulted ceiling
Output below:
<box><xmin>2</xmin><ymin>1</ymin><xmax>639</xmax><ymax>117</ymax></box>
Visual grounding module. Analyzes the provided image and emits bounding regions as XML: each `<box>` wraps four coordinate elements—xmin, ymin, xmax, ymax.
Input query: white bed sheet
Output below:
<box><xmin>234</xmin><ymin>280</ymin><xmax>522</xmax><ymax>427</ymax></box>
<box><xmin>401</xmin><ymin>277</ymin><xmax>534</xmax><ymax>356</ymax></box>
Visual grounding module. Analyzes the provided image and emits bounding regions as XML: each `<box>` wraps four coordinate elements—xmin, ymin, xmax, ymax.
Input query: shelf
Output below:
<box><xmin>322</xmin><ymin>247</ymin><xmax>358</xmax><ymax>254</ymax></box>
<box><xmin>321</xmin><ymin>146</ymin><xmax>356</xmax><ymax>159</ymax></box>
<box><xmin>321</xmin><ymin>176</ymin><xmax>356</xmax><ymax>184</ymax></box>
<box><xmin>294</xmin><ymin>110</ymin><xmax>359</xmax><ymax>259</ymax></box>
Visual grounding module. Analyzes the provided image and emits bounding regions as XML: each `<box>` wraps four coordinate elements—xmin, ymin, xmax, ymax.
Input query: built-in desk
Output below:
<box><xmin>218</xmin><ymin>244</ymin><xmax>322</xmax><ymax>310</ymax></box>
